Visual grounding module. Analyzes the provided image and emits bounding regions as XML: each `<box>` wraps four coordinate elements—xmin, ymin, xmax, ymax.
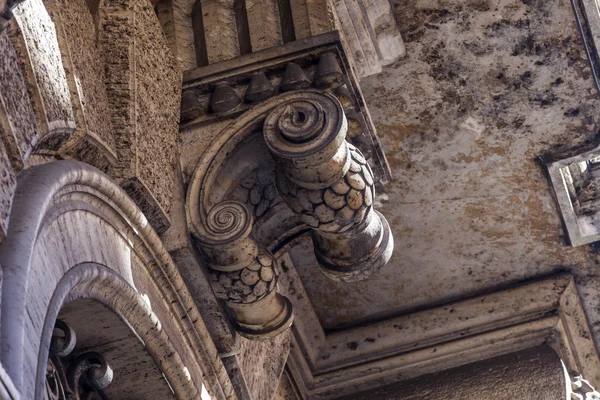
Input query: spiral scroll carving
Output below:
<box><xmin>206</xmin><ymin>201</ymin><xmax>253</xmax><ymax>243</ymax></box>
<box><xmin>198</xmin><ymin>200</ymin><xmax>293</xmax><ymax>338</ymax></box>
<box><xmin>263</xmin><ymin>91</ymin><xmax>393</xmax><ymax>282</ymax></box>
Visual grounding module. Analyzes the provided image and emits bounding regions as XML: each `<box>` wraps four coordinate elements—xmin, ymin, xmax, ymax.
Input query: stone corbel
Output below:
<box><xmin>263</xmin><ymin>91</ymin><xmax>393</xmax><ymax>282</ymax></box>
<box><xmin>194</xmin><ymin>201</ymin><xmax>293</xmax><ymax>339</ymax></box>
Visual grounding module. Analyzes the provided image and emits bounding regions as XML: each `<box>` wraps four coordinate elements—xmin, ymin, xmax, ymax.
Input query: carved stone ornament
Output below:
<box><xmin>571</xmin><ymin>374</ymin><xmax>600</xmax><ymax>400</ymax></box>
<box><xmin>186</xmin><ymin>89</ymin><xmax>393</xmax><ymax>338</ymax></box>
<box><xmin>196</xmin><ymin>201</ymin><xmax>294</xmax><ymax>339</ymax></box>
<box><xmin>263</xmin><ymin>92</ymin><xmax>394</xmax><ymax>282</ymax></box>
<box><xmin>45</xmin><ymin>319</ymin><xmax>113</xmax><ymax>400</ymax></box>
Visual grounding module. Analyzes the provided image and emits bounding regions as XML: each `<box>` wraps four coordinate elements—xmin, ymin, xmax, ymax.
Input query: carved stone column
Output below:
<box><xmin>263</xmin><ymin>91</ymin><xmax>393</xmax><ymax>282</ymax></box>
<box><xmin>198</xmin><ymin>201</ymin><xmax>293</xmax><ymax>339</ymax></box>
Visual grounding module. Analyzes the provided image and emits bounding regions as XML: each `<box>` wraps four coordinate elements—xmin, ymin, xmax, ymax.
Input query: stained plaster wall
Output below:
<box><xmin>289</xmin><ymin>0</ymin><xmax>600</xmax><ymax>354</ymax></box>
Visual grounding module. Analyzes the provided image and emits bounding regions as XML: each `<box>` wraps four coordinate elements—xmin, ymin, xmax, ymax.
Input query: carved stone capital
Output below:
<box><xmin>263</xmin><ymin>91</ymin><xmax>393</xmax><ymax>282</ymax></box>
<box><xmin>196</xmin><ymin>201</ymin><xmax>293</xmax><ymax>339</ymax></box>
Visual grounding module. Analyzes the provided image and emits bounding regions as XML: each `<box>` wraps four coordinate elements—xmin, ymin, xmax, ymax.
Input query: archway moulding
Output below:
<box><xmin>0</xmin><ymin>160</ymin><xmax>234</xmax><ymax>399</ymax></box>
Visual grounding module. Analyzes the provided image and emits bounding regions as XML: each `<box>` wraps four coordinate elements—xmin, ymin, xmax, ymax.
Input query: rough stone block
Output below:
<box><xmin>12</xmin><ymin>0</ymin><xmax>75</xmax><ymax>139</ymax></box>
<box><xmin>102</xmin><ymin>0</ymin><xmax>180</xmax><ymax>233</ymax></box>
<box><xmin>0</xmin><ymin>136</ymin><xmax>15</xmax><ymax>242</ymax></box>
<box><xmin>0</xmin><ymin>30</ymin><xmax>40</xmax><ymax>169</ymax></box>
<box><xmin>238</xmin><ymin>330</ymin><xmax>290</xmax><ymax>400</ymax></box>
<box><xmin>47</xmin><ymin>0</ymin><xmax>117</xmax><ymax>168</ymax></box>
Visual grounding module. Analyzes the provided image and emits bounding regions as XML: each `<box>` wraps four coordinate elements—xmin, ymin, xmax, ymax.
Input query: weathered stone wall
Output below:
<box><xmin>103</xmin><ymin>0</ymin><xmax>180</xmax><ymax>233</ymax></box>
<box><xmin>337</xmin><ymin>345</ymin><xmax>566</xmax><ymax>400</ymax></box>
<box><xmin>290</xmin><ymin>0</ymin><xmax>600</xmax><ymax>356</ymax></box>
<box><xmin>0</xmin><ymin>0</ymin><xmax>181</xmax><ymax>234</ymax></box>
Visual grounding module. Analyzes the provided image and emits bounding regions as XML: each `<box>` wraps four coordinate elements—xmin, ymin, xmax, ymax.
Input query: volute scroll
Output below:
<box><xmin>197</xmin><ymin>200</ymin><xmax>294</xmax><ymax>339</ymax></box>
<box><xmin>263</xmin><ymin>91</ymin><xmax>394</xmax><ymax>282</ymax></box>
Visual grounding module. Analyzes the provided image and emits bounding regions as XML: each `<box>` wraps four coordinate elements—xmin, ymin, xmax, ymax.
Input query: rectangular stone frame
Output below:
<box><xmin>547</xmin><ymin>153</ymin><xmax>600</xmax><ymax>246</ymax></box>
<box><xmin>277</xmin><ymin>254</ymin><xmax>600</xmax><ymax>399</ymax></box>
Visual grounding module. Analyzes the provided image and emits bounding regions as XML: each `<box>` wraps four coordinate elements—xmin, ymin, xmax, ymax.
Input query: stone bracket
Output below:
<box><xmin>181</xmin><ymin>31</ymin><xmax>392</xmax><ymax>183</ymax></box>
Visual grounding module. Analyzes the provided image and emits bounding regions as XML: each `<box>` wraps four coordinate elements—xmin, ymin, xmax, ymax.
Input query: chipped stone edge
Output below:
<box><xmin>276</xmin><ymin>249</ymin><xmax>600</xmax><ymax>399</ymax></box>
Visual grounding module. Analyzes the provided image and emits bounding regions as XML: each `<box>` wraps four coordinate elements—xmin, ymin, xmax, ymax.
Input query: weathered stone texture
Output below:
<box><xmin>238</xmin><ymin>331</ymin><xmax>290</xmax><ymax>400</ymax></box>
<box><xmin>12</xmin><ymin>0</ymin><xmax>74</xmax><ymax>135</ymax></box>
<box><xmin>305</xmin><ymin>0</ymin><xmax>334</xmax><ymax>36</ymax></box>
<box><xmin>0</xmin><ymin>31</ymin><xmax>39</xmax><ymax>168</ymax></box>
<box><xmin>134</xmin><ymin>0</ymin><xmax>179</xmax><ymax>218</ymax></box>
<box><xmin>103</xmin><ymin>0</ymin><xmax>180</xmax><ymax>232</ymax></box>
<box><xmin>245</xmin><ymin>0</ymin><xmax>283</xmax><ymax>51</ymax></box>
<box><xmin>340</xmin><ymin>345</ymin><xmax>566</xmax><ymax>400</ymax></box>
<box><xmin>202</xmin><ymin>0</ymin><xmax>240</xmax><ymax>64</ymax></box>
<box><xmin>156</xmin><ymin>0</ymin><xmax>197</xmax><ymax>71</ymax></box>
<box><xmin>0</xmin><ymin>139</ymin><xmax>15</xmax><ymax>241</ymax></box>
<box><xmin>52</xmin><ymin>0</ymin><xmax>116</xmax><ymax>157</ymax></box>
<box><xmin>285</xmin><ymin>0</ymin><xmax>600</xmax><ymax>346</ymax></box>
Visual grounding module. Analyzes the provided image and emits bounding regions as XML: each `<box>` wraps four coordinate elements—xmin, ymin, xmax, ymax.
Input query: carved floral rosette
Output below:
<box><xmin>263</xmin><ymin>92</ymin><xmax>393</xmax><ymax>282</ymax></box>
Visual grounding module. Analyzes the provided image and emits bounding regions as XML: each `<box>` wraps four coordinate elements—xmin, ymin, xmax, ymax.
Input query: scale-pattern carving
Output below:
<box><xmin>278</xmin><ymin>144</ymin><xmax>374</xmax><ymax>233</ymax></box>
<box><xmin>194</xmin><ymin>201</ymin><xmax>293</xmax><ymax>339</ymax></box>
<box><xmin>263</xmin><ymin>91</ymin><xmax>393</xmax><ymax>282</ymax></box>
<box><xmin>230</xmin><ymin>169</ymin><xmax>282</xmax><ymax>218</ymax></box>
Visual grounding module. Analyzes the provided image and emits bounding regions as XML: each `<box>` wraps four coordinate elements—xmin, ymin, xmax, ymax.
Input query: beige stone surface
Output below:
<box><xmin>12</xmin><ymin>0</ymin><xmax>74</xmax><ymax>135</ymax></box>
<box><xmin>245</xmin><ymin>0</ymin><xmax>283</xmax><ymax>51</ymax></box>
<box><xmin>156</xmin><ymin>0</ymin><xmax>197</xmax><ymax>70</ymax></box>
<box><xmin>0</xmin><ymin>31</ymin><xmax>39</xmax><ymax>168</ymax></box>
<box><xmin>238</xmin><ymin>331</ymin><xmax>291</xmax><ymax>400</ymax></box>
<box><xmin>201</xmin><ymin>0</ymin><xmax>240</xmax><ymax>64</ymax></box>
<box><xmin>337</xmin><ymin>345</ymin><xmax>566</xmax><ymax>399</ymax></box>
<box><xmin>51</xmin><ymin>0</ymin><xmax>116</xmax><ymax>160</ymax></box>
<box><xmin>103</xmin><ymin>0</ymin><xmax>180</xmax><ymax>232</ymax></box>
<box><xmin>289</xmin><ymin>0</ymin><xmax>600</xmax><ymax>348</ymax></box>
<box><xmin>0</xmin><ymin>138</ymin><xmax>14</xmax><ymax>241</ymax></box>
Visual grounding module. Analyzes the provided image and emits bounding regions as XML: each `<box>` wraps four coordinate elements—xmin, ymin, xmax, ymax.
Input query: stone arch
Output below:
<box><xmin>0</xmin><ymin>160</ymin><xmax>234</xmax><ymax>399</ymax></box>
<box><xmin>37</xmin><ymin>263</ymin><xmax>196</xmax><ymax>399</ymax></box>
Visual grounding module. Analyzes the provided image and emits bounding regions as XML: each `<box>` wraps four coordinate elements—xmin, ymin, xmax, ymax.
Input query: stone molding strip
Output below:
<box><xmin>275</xmin><ymin>253</ymin><xmax>600</xmax><ymax>399</ymax></box>
<box><xmin>0</xmin><ymin>160</ymin><xmax>234</xmax><ymax>399</ymax></box>
<box><xmin>181</xmin><ymin>31</ymin><xmax>392</xmax><ymax>183</ymax></box>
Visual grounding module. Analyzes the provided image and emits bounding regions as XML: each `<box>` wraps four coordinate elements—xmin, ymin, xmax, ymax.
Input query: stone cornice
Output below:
<box><xmin>274</xmin><ymin>256</ymin><xmax>600</xmax><ymax>399</ymax></box>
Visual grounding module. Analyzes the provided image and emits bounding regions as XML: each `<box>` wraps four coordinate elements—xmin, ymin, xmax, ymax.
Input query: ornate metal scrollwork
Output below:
<box><xmin>263</xmin><ymin>91</ymin><xmax>394</xmax><ymax>282</ymax></box>
<box><xmin>45</xmin><ymin>319</ymin><xmax>113</xmax><ymax>400</ymax></box>
<box><xmin>201</xmin><ymin>201</ymin><xmax>294</xmax><ymax>339</ymax></box>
